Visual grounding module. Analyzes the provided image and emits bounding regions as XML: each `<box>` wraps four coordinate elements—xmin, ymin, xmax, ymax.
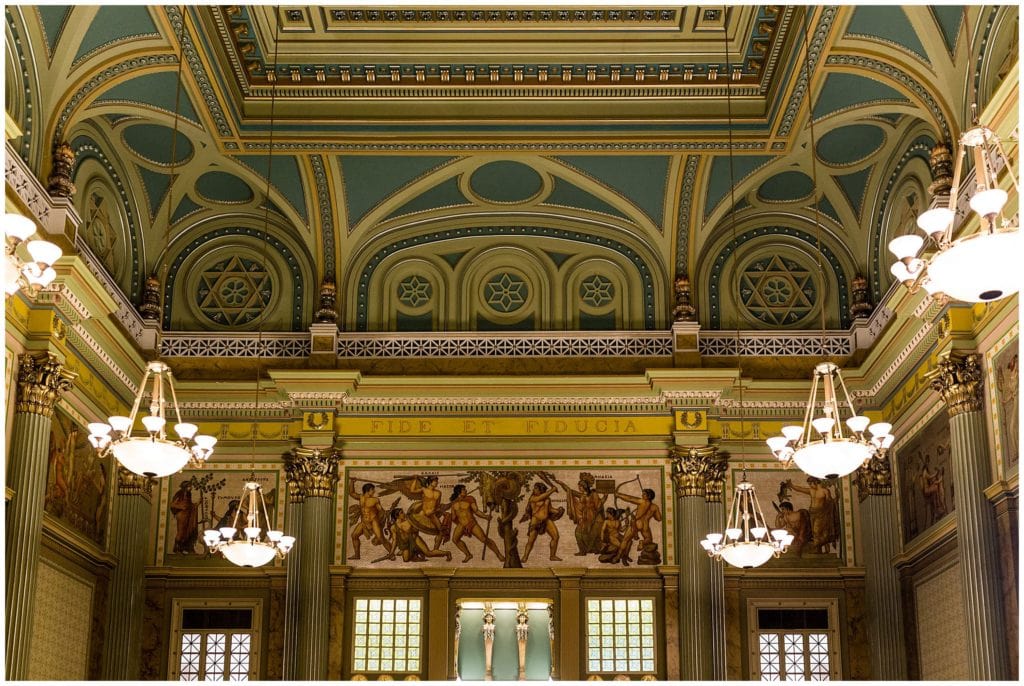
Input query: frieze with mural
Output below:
<box><xmin>44</xmin><ymin>408</ymin><xmax>112</xmax><ymax>546</ymax></box>
<box><xmin>993</xmin><ymin>340</ymin><xmax>1019</xmax><ymax>468</ymax></box>
<box><xmin>897</xmin><ymin>412</ymin><xmax>954</xmax><ymax>544</ymax></box>
<box><xmin>344</xmin><ymin>469</ymin><xmax>665</xmax><ymax>568</ymax></box>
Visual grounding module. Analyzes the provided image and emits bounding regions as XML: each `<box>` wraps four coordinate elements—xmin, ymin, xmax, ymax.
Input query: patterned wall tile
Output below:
<box><xmin>28</xmin><ymin>560</ymin><xmax>94</xmax><ymax>680</ymax></box>
<box><xmin>914</xmin><ymin>562</ymin><xmax>968</xmax><ymax>680</ymax></box>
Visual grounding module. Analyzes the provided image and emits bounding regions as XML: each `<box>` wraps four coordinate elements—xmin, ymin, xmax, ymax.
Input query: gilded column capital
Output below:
<box><xmin>116</xmin><ymin>466</ymin><xmax>154</xmax><ymax>499</ymax></box>
<box><xmin>853</xmin><ymin>453</ymin><xmax>892</xmax><ymax>500</ymax></box>
<box><xmin>15</xmin><ymin>352</ymin><xmax>76</xmax><ymax>417</ymax></box>
<box><xmin>927</xmin><ymin>351</ymin><xmax>984</xmax><ymax>416</ymax></box>
<box><xmin>670</xmin><ymin>444</ymin><xmax>725</xmax><ymax>501</ymax></box>
<box><xmin>286</xmin><ymin>446</ymin><xmax>341</xmax><ymax>500</ymax></box>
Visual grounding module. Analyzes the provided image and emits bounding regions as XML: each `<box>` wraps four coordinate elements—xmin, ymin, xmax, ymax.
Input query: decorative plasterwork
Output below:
<box><xmin>159</xmin><ymin>334</ymin><xmax>311</xmax><ymax>358</ymax></box>
<box><xmin>698</xmin><ymin>332</ymin><xmax>853</xmax><ymax>356</ymax></box>
<box><xmin>243</xmin><ymin>141</ymin><xmax>770</xmax><ymax>153</ymax></box>
<box><xmin>338</xmin><ymin>332</ymin><xmax>674</xmax><ymax>358</ymax></box>
<box><xmin>168</xmin><ymin>6</ymin><xmax>233</xmax><ymax>138</ymax></box>
<box><xmin>5</xmin><ymin>142</ymin><xmax>52</xmax><ymax>227</ymax></box>
<box><xmin>776</xmin><ymin>5</ymin><xmax>838</xmax><ymax>137</ymax></box>
<box><xmin>74</xmin><ymin>237</ymin><xmax>147</xmax><ymax>343</ymax></box>
<box><xmin>6</xmin><ymin>9</ymin><xmax>34</xmax><ymax>158</ymax></box>
<box><xmin>309</xmin><ymin>154</ymin><xmax>336</xmax><ymax>270</ymax></box>
<box><xmin>674</xmin><ymin>155</ymin><xmax>700</xmax><ymax>271</ymax></box>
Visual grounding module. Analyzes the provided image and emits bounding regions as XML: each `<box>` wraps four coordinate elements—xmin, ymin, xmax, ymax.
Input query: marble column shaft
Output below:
<box><xmin>282</xmin><ymin>495</ymin><xmax>303</xmax><ymax>680</ymax></box>
<box><xmin>929</xmin><ymin>352</ymin><xmax>1010</xmax><ymax>679</ymax></box>
<box><xmin>101</xmin><ymin>470</ymin><xmax>154</xmax><ymax>680</ymax></box>
<box><xmin>859</xmin><ymin>492</ymin><xmax>907</xmax><ymax>679</ymax></box>
<box><xmin>706</xmin><ymin>500</ymin><xmax>727</xmax><ymax>681</ymax></box>
<box><xmin>5</xmin><ymin>353</ymin><xmax>74</xmax><ymax>680</ymax></box>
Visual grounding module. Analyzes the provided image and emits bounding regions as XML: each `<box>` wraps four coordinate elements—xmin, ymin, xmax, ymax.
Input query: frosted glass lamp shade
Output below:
<box><xmin>868</xmin><ymin>422</ymin><xmax>892</xmax><ymax>437</ymax></box>
<box><xmin>792</xmin><ymin>440</ymin><xmax>872</xmax><ymax>479</ymax></box>
<box><xmin>890</xmin><ymin>262</ymin><xmax>914</xmax><ymax>283</ymax></box>
<box><xmin>811</xmin><ymin>417</ymin><xmax>835</xmax><ymax>435</ymax></box>
<box><xmin>781</xmin><ymin>425</ymin><xmax>804</xmax><ymax>441</ymax></box>
<box><xmin>888</xmin><ymin>234</ymin><xmax>924</xmax><ymax>260</ymax></box>
<box><xmin>916</xmin><ymin>207</ymin><xmax>955</xmax><ymax>237</ymax></box>
<box><xmin>969</xmin><ymin>187</ymin><xmax>1008</xmax><ymax>217</ymax></box>
<box><xmin>846</xmin><ymin>416</ymin><xmax>870</xmax><ymax>433</ymax></box>
<box><xmin>141</xmin><ymin>415</ymin><xmax>166</xmax><ymax>434</ymax></box>
<box><xmin>109</xmin><ymin>416</ymin><xmax>132</xmax><ymax>433</ymax></box>
<box><xmin>110</xmin><ymin>438</ymin><xmax>192</xmax><ymax>477</ymax></box>
<box><xmin>719</xmin><ymin>542</ymin><xmax>775</xmax><ymax>569</ymax></box>
<box><xmin>5</xmin><ymin>214</ymin><xmax>37</xmax><ymax>241</ymax></box>
<box><xmin>25</xmin><ymin>240</ymin><xmax>62</xmax><ymax>267</ymax></box>
<box><xmin>220</xmin><ymin>540</ymin><xmax>278</xmax><ymax>568</ymax></box>
<box><xmin>766</xmin><ymin>436</ymin><xmax>790</xmax><ymax>452</ymax></box>
<box><xmin>174</xmin><ymin>422</ymin><xmax>198</xmax><ymax>439</ymax></box>
<box><xmin>927</xmin><ymin>230</ymin><xmax>1021</xmax><ymax>302</ymax></box>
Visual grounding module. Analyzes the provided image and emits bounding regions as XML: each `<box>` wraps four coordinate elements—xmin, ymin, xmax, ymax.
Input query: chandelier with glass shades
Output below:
<box><xmin>766</xmin><ymin>362</ymin><xmax>894</xmax><ymax>480</ymax></box>
<box><xmin>5</xmin><ymin>213</ymin><xmax>63</xmax><ymax>296</ymax></box>
<box><xmin>701</xmin><ymin>476</ymin><xmax>792</xmax><ymax>569</ymax></box>
<box><xmin>204</xmin><ymin>480</ymin><xmax>295</xmax><ymax>567</ymax></box>
<box><xmin>889</xmin><ymin>108</ymin><xmax>1020</xmax><ymax>303</ymax></box>
<box><xmin>87</xmin><ymin>361</ymin><xmax>217</xmax><ymax>477</ymax></box>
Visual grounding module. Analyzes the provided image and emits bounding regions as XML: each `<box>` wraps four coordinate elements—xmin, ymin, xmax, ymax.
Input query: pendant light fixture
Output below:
<box><xmin>764</xmin><ymin>8</ymin><xmax>894</xmax><ymax>481</ymax></box>
<box><xmin>203</xmin><ymin>6</ymin><xmax>294</xmax><ymax>567</ymax></box>
<box><xmin>4</xmin><ymin>213</ymin><xmax>62</xmax><ymax>296</ymax></box>
<box><xmin>701</xmin><ymin>13</ymin><xmax>790</xmax><ymax>569</ymax></box>
<box><xmin>888</xmin><ymin>103</ymin><xmax>1019</xmax><ymax>303</ymax></box>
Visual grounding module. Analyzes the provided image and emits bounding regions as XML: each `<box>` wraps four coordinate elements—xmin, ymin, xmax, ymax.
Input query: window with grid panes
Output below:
<box><xmin>174</xmin><ymin>608</ymin><xmax>256</xmax><ymax>681</ymax></box>
<box><xmin>755</xmin><ymin>608</ymin><xmax>835</xmax><ymax>681</ymax></box>
<box><xmin>351</xmin><ymin>598</ymin><xmax>423</xmax><ymax>674</ymax></box>
<box><xmin>585</xmin><ymin>598</ymin><xmax>656</xmax><ymax>674</ymax></box>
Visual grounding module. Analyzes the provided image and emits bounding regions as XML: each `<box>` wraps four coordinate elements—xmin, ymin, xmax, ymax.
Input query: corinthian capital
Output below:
<box><xmin>16</xmin><ymin>352</ymin><xmax>76</xmax><ymax>417</ymax></box>
<box><xmin>853</xmin><ymin>452</ymin><xmax>892</xmax><ymax>500</ymax></box>
<box><xmin>117</xmin><ymin>466</ymin><xmax>154</xmax><ymax>499</ymax></box>
<box><xmin>285</xmin><ymin>446</ymin><xmax>341</xmax><ymax>500</ymax></box>
<box><xmin>671</xmin><ymin>444</ymin><xmax>725</xmax><ymax>501</ymax></box>
<box><xmin>927</xmin><ymin>351</ymin><xmax>984</xmax><ymax>416</ymax></box>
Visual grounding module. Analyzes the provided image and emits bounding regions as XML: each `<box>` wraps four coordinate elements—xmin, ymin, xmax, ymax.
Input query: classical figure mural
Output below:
<box><xmin>741</xmin><ymin>469</ymin><xmax>842</xmax><ymax>562</ymax></box>
<box><xmin>344</xmin><ymin>469</ymin><xmax>664</xmax><ymax>568</ymax></box>
<box><xmin>44</xmin><ymin>408</ymin><xmax>111</xmax><ymax>546</ymax></box>
<box><xmin>994</xmin><ymin>341</ymin><xmax>1019</xmax><ymax>468</ymax></box>
<box><xmin>163</xmin><ymin>470</ymin><xmax>279</xmax><ymax>560</ymax></box>
<box><xmin>897</xmin><ymin>412</ymin><xmax>954</xmax><ymax>544</ymax></box>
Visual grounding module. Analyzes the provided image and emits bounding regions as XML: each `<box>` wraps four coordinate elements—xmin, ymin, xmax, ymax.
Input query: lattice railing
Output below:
<box><xmin>336</xmin><ymin>332</ymin><xmax>674</xmax><ymax>358</ymax></box>
<box><xmin>160</xmin><ymin>333</ymin><xmax>311</xmax><ymax>358</ymax></box>
<box><xmin>697</xmin><ymin>332</ymin><xmax>854</xmax><ymax>357</ymax></box>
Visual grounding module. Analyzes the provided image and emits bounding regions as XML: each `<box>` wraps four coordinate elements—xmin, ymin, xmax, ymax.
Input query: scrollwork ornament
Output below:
<box><xmin>481</xmin><ymin>608</ymin><xmax>496</xmax><ymax>641</ymax></box>
<box><xmin>927</xmin><ymin>352</ymin><xmax>985</xmax><ymax>416</ymax></box>
<box><xmin>286</xmin><ymin>446</ymin><xmax>341</xmax><ymax>499</ymax></box>
<box><xmin>116</xmin><ymin>465</ymin><xmax>154</xmax><ymax>499</ymax></box>
<box><xmin>515</xmin><ymin>609</ymin><xmax>530</xmax><ymax>641</ymax></box>
<box><xmin>16</xmin><ymin>352</ymin><xmax>76</xmax><ymax>417</ymax></box>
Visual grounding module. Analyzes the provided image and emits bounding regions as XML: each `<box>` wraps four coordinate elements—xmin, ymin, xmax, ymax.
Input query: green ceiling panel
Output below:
<box><xmin>93</xmin><ymin>72</ymin><xmax>199</xmax><ymax>123</ymax></box>
<box><xmin>846</xmin><ymin>6</ymin><xmax>929</xmax><ymax>62</ymax></box>
<box><xmin>555</xmin><ymin>155</ymin><xmax>669</xmax><ymax>225</ymax></box>
<box><xmin>233</xmin><ymin>154</ymin><xmax>307</xmax><ymax>222</ymax></box>
<box><xmin>195</xmin><ymin>170</ymin><xmax>253</xmax><ymax>204</ymax></box>
<box><xmin>704</xmin><ymin>155</ymin><xmax>774</xmax><ymax>219</ymax></box>
<box><xmin>543</xmin><ymin>250</ymin><xmax>574</xmax><ymax>269</ymax></box>
<box><xmin>440</xmin><ymin>251</ymin><xmax>469</xmax><ymax>269</ymax></box>
<box><xmin>813</xmin><ymin>73</ymin><xmax>910</xmax><ymax>120</ymax></box>
<box><xmin>835</xmin><ymin>166</ymin><xmax>873</xmax><ymax>218</ymax></box>
<box><xmin>36</xmin><ymin>6</ymin><xmax>71</xmax><ymax>54</ymax></box>
<box><xmin>758</xmin><ymin>171</ymin><xmax>815</xmax><ymax>202</ymax></box>
<box><xmin>171</xmin><ymin>195</ymin><xmax>204</xmax><ymax>224</ymax></box>
<box><xmin>816</xmin><ymin>196</ymin><xmax>841</xmax><ymax>224</ymax></box>
<box><xmin>339</xmin><ymin>155</ymin><xmax>455</xmax><ymax>228</ymax></box>
<box><xmin>136</xmin><ymin>166</ymin><xmax>171</xmax><ymax>218</ymax></box>
<box><xmin>544</xmin><ymin>177</ymin><xmax>631</xmax><ymax>221</ymax></box>
<box><xmin>816</xmin><ymin>124</ymin><xmax>885</xmax><ymax>166</ymax></box>
<box><xmin>386</xmin><ymin>176</ymin><xmax>468</xmax><ymax>220</ymax></box>
<box><xmin>74</xmin><ymin>6</ymin><xmax>158</xmax><ymax>63</ymax></box>
<box><xmin>932</xmin><ymin>6</ymin><xmax>964</xmax><ymax>54</ymax></box>
<box><xmin>122</xmin><ymin>124</ymin><xmax>192</xmax><ymax>165</ymax></box>
<box><xmin>469</xmin><ymin>161</ymin><xmax>542</xmax><ymax>203</ymax></box>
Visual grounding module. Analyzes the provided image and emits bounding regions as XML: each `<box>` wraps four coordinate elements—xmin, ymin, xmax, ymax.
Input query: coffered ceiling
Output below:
<box><xmin>5</xmin><ymin>5</ymin><xmax>1018</xmax><ymax>334</ymax></box>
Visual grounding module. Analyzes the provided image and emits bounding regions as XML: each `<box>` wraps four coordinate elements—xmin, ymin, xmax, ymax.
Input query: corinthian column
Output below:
<box><xmin>927</xmin><ymin>352</ymin><xmax>1010</xmax><ymax>679</ymax></box>
<box><xmin>102</xmin><ymin>469</ymin><xmax>155</xmax><ymax>679</ymax></box>
<box><xmin>854</xmin><ymin>455</ymin><xmax>907</xmax><ymax>679</ymax></box>
<box><xmin>282</xmin><ymin>456</ymin><xmax>306</xmax><ymax>680</ymax></box>
<box><xmin>286</xmin><ymin>446</ymin><xmax>340</xmax><ymax>680</ymax></box>
<box><xmin>5</xmin><ymin>352</ymin><xmax>75</xmax><ymax>680</ymax></box>
<box><xmin>671</xmin><ymin>444</ymin><xmax>726</xmax><ymax>680</ymax></box>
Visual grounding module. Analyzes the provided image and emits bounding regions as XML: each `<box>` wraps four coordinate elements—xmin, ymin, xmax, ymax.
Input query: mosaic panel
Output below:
<box><xmin>44</xmin><ymin>407</ymin><xmax>112</xmax><ymax>546</ymax></box>
<box><xmin>992</xmin><ymin>339</ymin><xmax>1019</xmax><ymax>469</ymax></box>
<box><xmin>344</xmin><ymin>468</ymin><xmax>664</xmax><ymax>569</ymax></box>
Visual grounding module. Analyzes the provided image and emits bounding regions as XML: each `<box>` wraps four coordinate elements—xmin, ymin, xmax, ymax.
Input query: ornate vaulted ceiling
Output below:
<box><xmin>5</xmin><ymin>5</ymin><xmax>1018</xmax><ymax>334</ymax></box>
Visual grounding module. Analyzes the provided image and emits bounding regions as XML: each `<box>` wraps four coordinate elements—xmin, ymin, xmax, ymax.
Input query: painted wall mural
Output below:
<box><xmin>163</xmin><ymin>469</ymin><xmax>279</xmax><ymax>561</ymax></box>
<box><xmin>898</xmin><ymin>412</ymin><xmax>954</xmax><ymax>544</ymax></box>
<box><xmin>738</xmin><ymin>468</ymin><xmax>844</xmax><ymax>564</ymax></box>
<box><xmin>343</xmin><ymin>469</ymin><xmax>664</xmax><ymax>568</ymax></box>
<box><xmin>44</xmin><ymin>407</ymin><xmax>111</xmax><ymax>546</ymax></box>
<box><xmin>993</xmin><ymin>340</ymin><xmax>1019</xmax><ymax>468</ymax></box>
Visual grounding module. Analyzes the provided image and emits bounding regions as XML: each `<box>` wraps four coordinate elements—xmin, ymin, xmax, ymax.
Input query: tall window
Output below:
<box><xmin>584</xmin><ymin>598</ymin><xmax>657</xmax><ymax>675</ymax></box>
<box><xmin>170</xmin><ymin>601</ymin><xmax>260</xmax><ymax>681</ymax></box>
<box><xmin>351</xmin><ymin>597</ymin><xmax>423</xmax><ymax>675</ymax></box>
<box><xmin>749</xmin><ymin>603</ymin><xmax>839</xmax><ymax>681</ymax></box>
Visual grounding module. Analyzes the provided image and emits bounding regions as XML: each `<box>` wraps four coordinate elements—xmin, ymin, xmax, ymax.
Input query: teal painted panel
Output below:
<box><xmin>813</xmin><ymin>73</ymin><xmax>909</xmax><ymax>120</ymax></box>
<box><xmin>816</xmin><ymin>196</ymin><xmax>841</xmax><ymax>223</ymax></box>
<box><xmin>556</xmin><ymin>155</ymin><xmax>669</xmax><ymax>225</ymax></box>
<box><xmin>477</xmin><ymin>314</ymin><xmax>535</xmax><ymax>331</ymax></box>
<box><xmin>581</xmin><ymin>311</ymin><xmax>616</xmax><ymax>330</ymax></box>
<box><xmin>545</xmin><ymin>177</ymin><xmax>631</xmax><ymax>220</ymax></box>
<box><xmin>470</xmin><ymin>161</ymin><xmax>543</xmax><ymax>203</ymax></box>
<box><xmin>704</xmin><ymin>155</ymin><xmax>774</xmax><ymax>219</ymax></box>
<box><xmin>525</xmin><ymin>609</ymin><xmax>552</xmax><ymax>680</ymax></box>
<box><xmin>196</xmin><ymin>171</ymin><xmax>254</xmax><ymax>204</ymax></box>
<box><xmin>457</xmin><ymin>610</ymin><xmax>486</xmax><ymax>680</ymax></box>
<box><xmin>847</xmin><ymin>6</ymin><xmax>929</xmax><ymax>62</ymax></box>
<box><xmin>543</xmin><ymin>250</ymin><xmax>574</xmax><ymax>269</ymax></box>
<box><xmin>386</xmin><ymin>175</ymin><xmax>468</xmax><ymax>220</ymax></box>
<box><xmin>37</xmin><ymin>6</ymin><xmax>71</xmax><ymax>53</ymax></box>
<box><xmin>339</xmin><ymin>155</ymin><xmax>455</xmax><ymax>227</ymax></box>
<box><xmin>122</xmin><ymin>124</ymin><xmax>192</xmax><ymax>165</ymax></box>
<box><xmin>816</xmin><ymin>124</ymin><xmax>885</xmax><ymax>166</ymax></box>
<box><xmin>932</xmin><ymin>6</ymin><xmax>963</xmax><ymax>54</ymax></box>
<box><xmin>94</xmin><ymin>72</ymin><xmax>199</xmax><ymax>123</ymax></box>
<box><xmin>136</xmin><ymin>166</ymin><xmax>170</xmax><ymax>218</ymax></box>
<box><xmin>758</xmin><ymin>171</ymin><xmax>814</xmax><ymax>202</ymax></box>
<box><xmin>74</xmin><ymin>6</ymin><xmax>158</xmax><ymax>63</ymax></box>
<box><xmin>171</xmin><ymin>196</ymin><xmax>203</xmax><ymax>223</ymax></box>
<box><xmin>835</xmin><ymin>167</ymin><xmax>873</xmax><ymax>217</ymax></box>
<box><xmin>441</xmin><ymin>251</ymin><xmax>469</xmax><ymax>269</ymax></box>
<box><xmin>233</xmin><ymin>154</ymin><xmax>307</xmax><ymax>222</ymax></box>
<box><xmin>396</xmin><ymin>311</ymin><xmax>433</xmax><ymax>331</ymax></box>
<box><xmin>492</xmin><ymin>609</ymin><xmax>519</xmax><ymax>681</ymax></box>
